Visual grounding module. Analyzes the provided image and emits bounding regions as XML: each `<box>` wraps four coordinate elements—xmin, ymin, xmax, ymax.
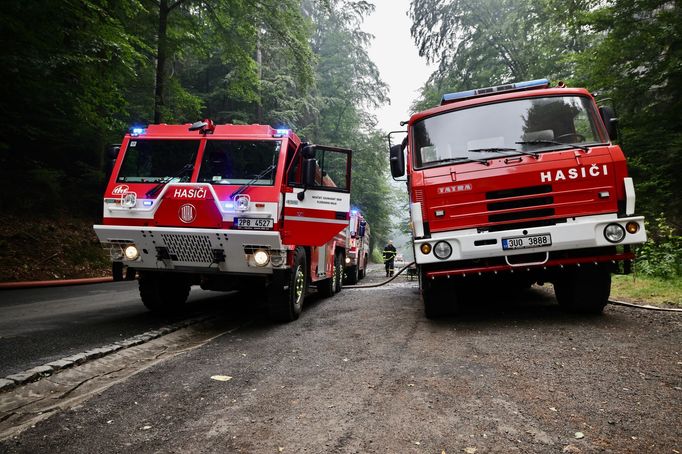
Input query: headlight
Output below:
<box><xmin>124</xmin><ymin>245</ymin><xmax>139</xmax><ymax>260</ymax></box>
<box><xmin>420</xmin><ymin>243</ymin><xmax>432</xmax><ymax>255</ymax></box>
<box><xmin>253</xmin><ymin>249</ymin><xmax>270</xmax><ymax>266</ymax></box>
<box><xmin>121</xmin><ymin>192</ymin><xmax>137</xmax><ymax>208</ymax></box>
<box><xmin>604</xmin><ymin>223</ymin><xmax>626</xmax><ymax>243</ymax></box>
<box><xmin>345</xmin><ymin>257</ymin><xmax>351</xmax><ymax>264</ymax></box>
<box><xmin>433</xmin><ymin>241</ymin><xmax>452</xmax><ymax>259</ymax></box>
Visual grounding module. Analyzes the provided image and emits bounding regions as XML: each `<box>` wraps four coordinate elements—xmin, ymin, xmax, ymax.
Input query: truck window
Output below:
<box><xmin>198</xmin><ymin>140</ymin><xmax>281</xmax><ymax>185</ymax></box>
<box><xmin>312</xmin><ymin>148</ymin><xmax>349</xmax><ymax>191</ymax></box>
<box><xmin>117</xmin><ymin>140</ymin><xmax>200</xmax><ymax>183</ymax></box>
<box><xmin>413</xmin><ymin>95</ymin><xmax>607</xmax><ymax>168</ymax></box>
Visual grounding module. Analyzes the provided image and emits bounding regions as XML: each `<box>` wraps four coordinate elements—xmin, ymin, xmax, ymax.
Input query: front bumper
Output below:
<box><xmin>415</xmin><ymin>213</ymin><xmax>646</xmax><ymax>266</ymax></box>
<box><xmin>94</xmin><ymin>225</ymin><xmax>287</xmax><ymax>275</ymax></box>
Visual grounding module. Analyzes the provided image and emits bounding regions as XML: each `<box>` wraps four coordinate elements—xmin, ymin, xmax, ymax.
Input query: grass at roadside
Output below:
<box><xmin>611</xmin><ymin>274</ymin><xmax>682</xmax><ymax>307</ymax></box>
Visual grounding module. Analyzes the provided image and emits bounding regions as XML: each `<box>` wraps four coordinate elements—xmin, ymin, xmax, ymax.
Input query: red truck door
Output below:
<box><xmin>282</xmin><ymin>146</ymin><xmax>351</xmax><ymax>246</ymax></box>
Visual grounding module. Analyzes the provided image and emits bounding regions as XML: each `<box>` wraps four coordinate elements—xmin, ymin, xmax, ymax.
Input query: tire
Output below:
<box><xmin>268</xmin><ymin>247</ymin><xmax>307</xmax><ymax>322</ymax></box>
<box><xmin>334</xmin><ymin>253</ymin><xmax>343</xmax><ymax>293</ymax></box>
<box><xmin>124</xmin><ymin>266</ymin><xmax>136</xmax><ymax>281</ymax></box>
<box><xmin>316</xmin><ymin>275</ymin><xmax>334</xmax><ymax>297</ymax></box>
<box><xmin>554</xmin><ymin>268</ymin><xmax>610</xmax><ymax>314</ymax></box>
<box><xmin>421</xmin><ymin>269</ymin><xmax>448</xmax><ymax>319</ymax></box>
<box><xmin>139</xmin><ymin>272</ymin><xmax>191</xmax><ymax>313</ymax></box>
<box><xmin>358</xmin><ymin>260</ymin><xmax>366</xmax><ymax>280</ymax></box>
<box><xmin>344</xmin><ymin>265</ymin><xmax>358</xmax><ymax>285</ymax></box>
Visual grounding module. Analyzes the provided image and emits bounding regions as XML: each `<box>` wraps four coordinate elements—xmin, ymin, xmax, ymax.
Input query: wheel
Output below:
<box><xmin>316</xmin><ymin>274</ymin><xmax>335</xmax><ymax>297</ymax></box>
<box><xmin>421</xmin><ymin>269</ymin><xmax>447</xmax><ymax>319</ymax></box>
<box><xmin>124</xmin><ymin>266</ymin><xmax>136</xmax><ymax>281</ymax></box>
<box><xmin>138</xmin><ymin>272</ymin><xmax>191</xmax><ymax>313</ymax></box>
<box><xmin>334</xmin><ymin>253</ymin><xmax>343</xmax><ymax>293</ymax></box>
<box><xmin>554</xmin><ymin>268</ymin><xmax>610</xmax><ymax>314</ymax></box>
<box><xmin>556</xmin><ymin>132</ymin><xmax>586</xmax><ymax>143</ymax></box>
<box><xmin>358</xmin><ymin>258</ymin><xmax>366</xmax><ymax>280</ymax></box>
<box><xmin>268</xmin><ymin>247</ymin><xmax>307</xmax><ymax>322</ymax></box>
<box><xmin>344</xmin><ymin>265</ymin><xmax>358</xmax><ymax>285</ymax></box>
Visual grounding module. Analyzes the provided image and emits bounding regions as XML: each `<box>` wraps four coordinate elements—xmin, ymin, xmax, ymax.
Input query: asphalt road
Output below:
<box><xmin>0</xmin><ymin>281</ymin><xmax>240</xmax><ymax>377</ymax></box>
<box><xmin>1</xmin><ymin>266</ymin><xmax>680</xmax><ymax>453</ymax></box>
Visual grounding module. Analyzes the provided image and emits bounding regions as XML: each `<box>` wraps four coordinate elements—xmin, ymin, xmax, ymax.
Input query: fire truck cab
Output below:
<box><xmin>343</xmin><ymin>210</ymin><xmax>370</xmax><ymax>284</ymax></box>
<box><xmin>94</xmin><ymin>121</ymin><xmax>351</xmax><ymax>321</ymax></box>
<box><xmin>390</xmin><ymin>79</ymin><xmax>647</xmax><ymax>317</ymax></box>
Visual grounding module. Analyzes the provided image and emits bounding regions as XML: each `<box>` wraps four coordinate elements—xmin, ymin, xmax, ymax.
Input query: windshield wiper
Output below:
<box><xmin>468</xmin><ymin>147</ymin><xmax>539</xmax><ymax>159</ymax></box>
<box><xmin>145</xmin><ymin>163</ymin><xmax>194</xmax><ymax>198</ymax></box>
<box><xmin>425</xmin><ymin>156</ymin><xmax>490</xmax><ymax>167</ymax></box>
<box><xmin>515</xmin><ymin>140</ymin><xmax>589</xmax><ymax>152</ymax></box>
<box><xmin>230</xmin><ymin>163</ymin><xmax>277</xmax><ymax>199</ymax></box>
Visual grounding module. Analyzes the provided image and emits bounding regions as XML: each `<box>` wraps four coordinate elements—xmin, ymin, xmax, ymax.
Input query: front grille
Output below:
<box><xmin>487</xmin><ymin>196</ymin><xmax>553</xmax><ymax>211</ymax></box>
<box><xmin>160</xmin><ymin>233</ymin><xmax>213</xmax><ymax>263</ymax></box>
<box><xmin>489</xmin><ymin>208</ymin><xmax>555</xmax><ymax>223</ymax></box>
<box><xmin>486</xmin><ymin>185</ymin><xmax>551</xmax><ymax>200</ymax></box>
<box><xmin>485</xmin><ymin>185</ymin><xmax>555</xmax><ymax>228</ymax></box>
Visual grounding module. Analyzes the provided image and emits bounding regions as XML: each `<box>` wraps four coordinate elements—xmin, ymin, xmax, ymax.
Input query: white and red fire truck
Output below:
<box><xmin>343</xmin><ymin>210</ymin><xmax>370</xmax><ymax>284</ymax></box>
<box><xmin>94</xmin><ymin>121</ymin><xmax>351</xmax><ymax>321</ymax></box>
<box><xmin>389</xmin><ymin>79</ymin><xmax>647</xmax><ymax>317</ymax></box>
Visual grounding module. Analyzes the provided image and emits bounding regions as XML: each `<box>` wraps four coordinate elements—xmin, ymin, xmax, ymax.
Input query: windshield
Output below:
<box><xmin>117</xmin><ymin>140</ymin><xmax>200</xmax><ymax>183</ymax></box>
<box><xmin>413</xmin><ymin>95</ymin><xmax>607</xmax><ymax>168</ymax></box>
<box><xmin>197</xmin><ymin>140</ymin><xmax>281</xmax><ymax>185</ymax></box>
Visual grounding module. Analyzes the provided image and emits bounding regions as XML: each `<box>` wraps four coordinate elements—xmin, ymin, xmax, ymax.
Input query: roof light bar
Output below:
<box><xmin>273</xmin><ymin>128</ymin><xmax>290</xmax><ymax>138</ymax></box>
<box><xmin>440</xmin><ymin>78</ymin><xmax>550</xmax><ymax>105</ymax></box>
<box><xmin>129</xmin><ymin>126</ymin><xmax>147</xmax><ymax>136</ymax></box>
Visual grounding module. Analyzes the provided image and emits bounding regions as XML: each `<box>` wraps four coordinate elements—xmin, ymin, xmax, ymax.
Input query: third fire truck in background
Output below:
<box><xmin>95</xmin><ymin>121</ymin><xmax>351</xmax><ymax>322</ymax></box>
<box><xmin>390</xmin><ymin>79</ymin><xmax>647</xmax><ymax>317</ymax></box>
<box><xmin>344</xmin><ymin>210</ymin><xmax>370</xmax><ymax>284</ymax></box>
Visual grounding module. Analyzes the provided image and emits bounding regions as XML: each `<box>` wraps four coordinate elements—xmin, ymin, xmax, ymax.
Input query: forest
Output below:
<box><xmin>0</xmin><ymin>0</ymin><xmax>679</xmax><ymax>279</ymax></box>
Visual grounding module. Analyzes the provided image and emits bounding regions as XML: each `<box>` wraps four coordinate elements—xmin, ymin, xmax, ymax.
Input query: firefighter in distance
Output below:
<box><xmin>383</xmin><ymin>240</ymin><xmax>397</xmax><ymax>277</ymax></box>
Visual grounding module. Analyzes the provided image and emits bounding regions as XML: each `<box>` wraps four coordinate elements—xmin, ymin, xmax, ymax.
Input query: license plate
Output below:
<box><xmin>234</xmin><ymin>217</ymin><xmax>274</xmax><ymax>230</ymax></box>
<box><xmin>502</xmin><ymin>233</ymin><xmax>552</xmax><ymax>250</ymax></box>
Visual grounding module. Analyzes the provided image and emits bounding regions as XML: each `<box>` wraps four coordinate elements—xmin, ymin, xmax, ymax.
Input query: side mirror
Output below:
<box><xmin>599</xmin><ymin>106</ymin><xmax>619</xmax><ymax>141</ymax></box>
<box><xmin>390</xmin><ymin>144</ymin><xmax>405</xmax><ymax>178</ymax></box>
<box><xmin>301</xmin><ymin>144</ymin><xmax>316</xmax><ymax>159</ymax></box>
<box><xmin>302</xmin><ymin>159</ymin><xmax>316</xmax><ymax>186</ymax></box>
<box><xmin>107</xmin><ymin>144</ymin><xmax>121</xmax><ymax>159</ymax></box>
<box><xmin>358</xmin><ymin>224</ymin><xmax>366</xmax><ymax>237</ymax></box>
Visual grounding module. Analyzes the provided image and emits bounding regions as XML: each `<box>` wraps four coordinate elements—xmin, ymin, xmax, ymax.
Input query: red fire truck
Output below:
<box><xmin>389</xmin><ymin>79</ymin><xmax>647</xmax><ymax>317</ymax></box>
<box><xmin>343</xmin><ymin>210</ymin><xmax>370</xmax><ymax>284</ymax></box>
<box><xmin>94</xmin><ymin>121</ymin><xmax>351</xmax><ymax>321</ymax></box>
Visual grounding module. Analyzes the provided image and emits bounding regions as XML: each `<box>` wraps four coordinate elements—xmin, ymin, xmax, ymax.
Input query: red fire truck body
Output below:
<box><xmin>390</xmin><ymin>80</ymin><xmax>647</xmax><ymax>317</ymax></box>
<box><xmin>94</xmin><ymin>122</ymin><xmax>351</xmax><ymax>321</ymax></box>
<box><xmin>343</xmin><ymin>211</ymin><xmax>370</xmax><ymax>284</ymax></box>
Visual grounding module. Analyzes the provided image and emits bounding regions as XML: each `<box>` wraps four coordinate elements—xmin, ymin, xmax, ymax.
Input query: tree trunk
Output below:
<box><xmin>154</xmin><ymin>0</ymin><xmax>170</xmax><ymax>124</ymax></box>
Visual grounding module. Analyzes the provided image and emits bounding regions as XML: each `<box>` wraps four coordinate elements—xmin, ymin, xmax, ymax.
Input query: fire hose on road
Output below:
<box><xmin>342</xmin><ymin>262</ymin><xmax>682</xmax><ymax>312</ymax></box>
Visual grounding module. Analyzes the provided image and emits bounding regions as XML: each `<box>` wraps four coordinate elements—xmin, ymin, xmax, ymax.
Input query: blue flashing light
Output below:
<box><xmin>441</xmin><ymin>78</ymin><xmax>550</xmax><ymax>105</ymax></box>
<box><xmin>224</xmin><ymin>202</ymin><xmax>235</xmax><ymax>210</ymax></box>
<box><xmin>274</xmin><ymin>128</ymin><xmax>290</xmax><ymax>138</ymax></box>
<box><xmin>143</xmin><ymin>200</ymin><xmax>153</xmax><ymax>207</ymax></box>
<box><xmin>130</xmin><ymin>126</ymin><xmax>147</xmax><ymax>136</ymax></box>
<box><xmin>351</xmin><ymin>209</ymin><xmax>359</xmax><ymax>215</ymax></box>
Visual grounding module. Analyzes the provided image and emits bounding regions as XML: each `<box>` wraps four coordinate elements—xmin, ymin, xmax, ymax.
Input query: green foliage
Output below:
<box><xmin>0</xmin><ymin>0</ymin><xmax>395</xmax><ymax>241</ymax></box>
<box><xmin>636</xmin><ymin>215</ymin><xmax>682</xmax><ymax>278</ymax></box>
<box><xmin>408</xmin><ymin>0</ymin><xmax>593</xmax><ymax>112</ymax></box>
<box><xmin>571</xmin><ymin>0</ymin><xmax>682</xmax><ymax>228</ymax></box>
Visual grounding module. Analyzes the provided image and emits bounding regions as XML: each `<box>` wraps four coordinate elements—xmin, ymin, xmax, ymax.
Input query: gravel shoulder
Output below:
<box><xmin>1</xmin><ymin>265</ymin><xmax>680</xmax><ymax>453</ymax></box>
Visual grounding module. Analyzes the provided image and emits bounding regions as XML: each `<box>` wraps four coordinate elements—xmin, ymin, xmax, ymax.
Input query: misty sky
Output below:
<box><xmin>362</xmin><ymin>0</ymin><xmax>436</xmax><ymax>133</ymax></box>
